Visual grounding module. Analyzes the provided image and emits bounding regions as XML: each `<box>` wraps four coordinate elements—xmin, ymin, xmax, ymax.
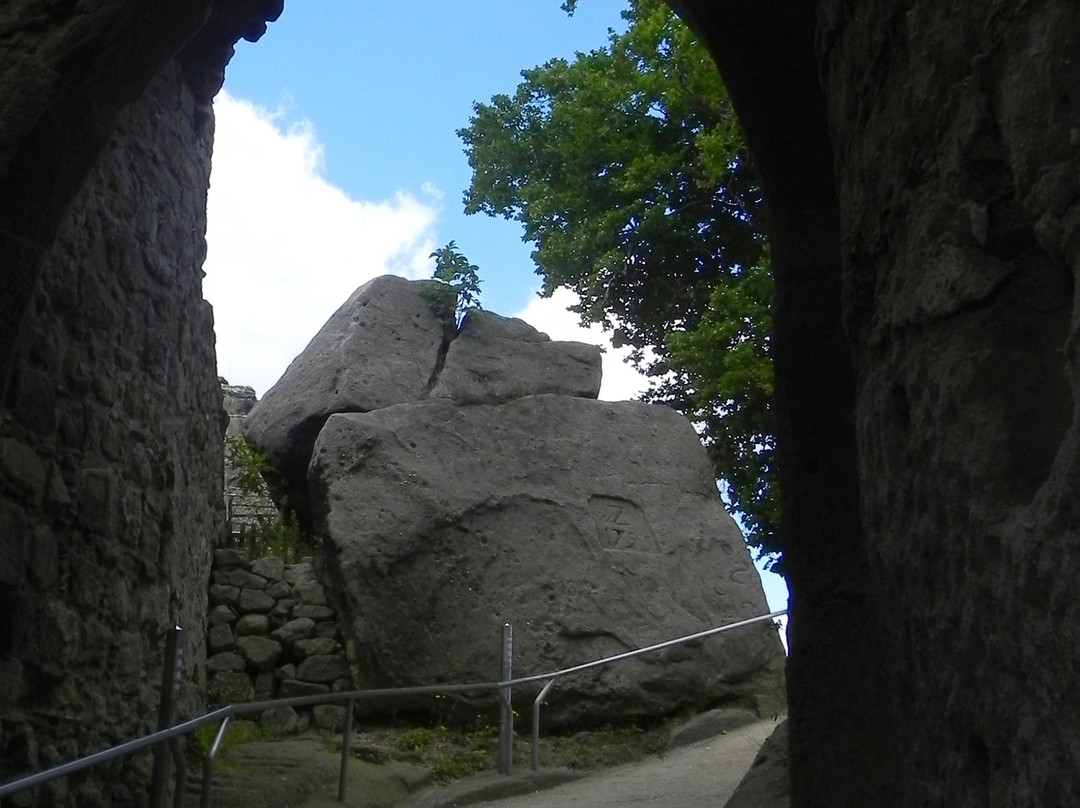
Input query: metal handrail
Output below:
<box><xmin>515</xmin><ymin>609</ymin><xmax>788</xmax><ymax>769</ymax></box>
<box><xmin>0</xmin><ymin>609</ymin><xmax>787</xmax><ymax>805</ymax></box>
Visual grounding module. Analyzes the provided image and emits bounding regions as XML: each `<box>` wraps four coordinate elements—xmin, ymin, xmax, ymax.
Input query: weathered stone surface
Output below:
<box><xmin>279</xmin><ymin>679</ymin><xmax>330</xmax><ymax>699</ymax></box>
<box><xmin>207</xmin><ymin>653</ymin><xmax>246</xmax><ymax>674</ymax></box>
<box><xmin>265</xmin><ymin>580</ymin><xmax>291</xmax><ymax>599</ymax></box>
<box><xmin>260</xmin><ymin>706</ymin><xmax>301</xmax><ymax>736</ymax></box>
<box><xmin>243</xmin><ymin>275</ymin><xmax>447</xmax><ymax>510</ymax></box>
<box><xmin>293</xmin><ymin>579</ymin><xmax>327</xmax><ymax>605</ymax></box>
<box><xmin>254</xmin><ymin>672</ymin><xmax>275</xmax><ymax>701</ymax></box>
<box><xmin>252</xmin><ymin>556</ymin><xmax>285</xmax><ymax>582</ymax></box>
<box><xmin>208</xmin><ymin>672</ymin><xmax>255</xmax><ymax>707</ymax></box>
<box><xmin>722</xmin><ymin>720</ymin><xmax>789</xmax><ymax>808</ymax></box>
<box><xmin>296</xmin><ymin>655</ymin><xmax>351</xmax><ymax>684</ymax></box>
<box><xmin>294</xmin><ymin>638</ymin><xmax>337</xmax><ymax>659</ymax></box>
<box><xmin>208</xmin><ymin>623</ymin><xmax>235</xmax><ymax>654</ymax></box>
<box><xmin>235</xmin><ymin>614</ymin><xmax>270</xmax><ymax>637</ymax></box>
<box><xmin>284</xmin><ymin>561</ymin><xmax>314</xmax><ymax>584</ymax></box>
<box><xmin>238</xmin><ymin>588</ymin><xmax>276</xmax><ymax>614</ymax></box>
<box><xmin>214</xmin><ymin>548</ymin><xmax>251</xmax><ymax>570</ymax></box>
<box><xmin>310</xmin><ymin>396</ymin><xmax>784</xmax><ymax>724</ymax></box>
<box><xmin>209</xmin><ymin>604</ymin><xmax>238</xmax><ymax>627</ymax></box>
<box><xmin>430</xmin><ymin>310</ymin><xmax>602</xmax><ymax>404</ymax></box>
<box><xmin>272</xmin><ymin>617</ymin><xmax>317</xmax><ymax>644</ymax></box>
<box><xmin>210</xmin><ymin>584</ymin><xmax>241</xmax><ymax>608</ymax></box>
<box><xmin>312</xmin><ymin>704</ymin><xmax>347</xmax><ymax>732</ymax></box>
<box><xmin>214</xmin><ymin>568</ymin><xmax>270</xmax><ymax>590</ymax></box>
<box><xmin>292</xmin><ymin>604</ymin><xmax>335</xmax><ymax>621</ymax></box>
<box><xmin>236</xmin><ymin>636</ymin><xmax>283</xmax><ymax>672</ymax></box>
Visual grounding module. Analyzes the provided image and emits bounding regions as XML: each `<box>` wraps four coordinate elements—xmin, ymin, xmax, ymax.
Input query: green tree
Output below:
<box><xmin>459</xmin><ymin>0</ymin><xmax>779</xmax><ymax>566</ymax></box>
<box><xmin>426</xmin><ymin>240</ymin><xmax>483</xmax><ymax>329</ymax></box>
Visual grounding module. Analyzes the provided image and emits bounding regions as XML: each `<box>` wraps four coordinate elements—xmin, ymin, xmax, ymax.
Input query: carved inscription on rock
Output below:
<box><xmin>588</xmin><ymin>495</ymin><xmax>660</xmax><ymax>554</ymax></box>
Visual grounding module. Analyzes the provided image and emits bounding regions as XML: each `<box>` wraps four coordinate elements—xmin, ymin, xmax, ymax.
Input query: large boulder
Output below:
<box><xmin>430</xmin><ymin>309</ymin><xmax>602</xmax><ymax>404</ymax></box>
<box><xmin>243</xmin><ymin>277</ymin><xmax>603</xmax><ymax>525</ymax></box>
<box><xmin>243</xmin><ymin>275</ymin><xmax>448</xmax><ymax>509</ymax></box>
<box><xmin>309</xmin><ymin>395</ymin><xmax>785</xmax><ymax>726</ymax></box>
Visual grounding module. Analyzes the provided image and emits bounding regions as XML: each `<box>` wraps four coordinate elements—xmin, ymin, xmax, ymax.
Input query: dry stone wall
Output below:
<box><xmin>206</xmin><ymin>549</ymin><xmax>353</xmax><ymax>733</ymax></box>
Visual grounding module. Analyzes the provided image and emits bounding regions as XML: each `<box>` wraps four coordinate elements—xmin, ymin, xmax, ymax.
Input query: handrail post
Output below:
<box><xmin>337</xmin><ymin>696</ymin><xmax>355</xmax><ymax>802</ymax></box>
<box><xmin>497</xmin><ymin>622</ymin><xmax>514</xmax><ymax>774</ymax></box>
<box><xmin>150</xmin><ymin>625</ymin><xmax>184</xmax><ymax>808</ymax></box>
<box><xmin>201</xmin><ymin>715</ymin><xmax>231</xmax><ymax>808</ymax></box>
<box><xmin>531</xmin><ymin>679</ymin><xmax>556</xmax><ymax>771</ymax></box>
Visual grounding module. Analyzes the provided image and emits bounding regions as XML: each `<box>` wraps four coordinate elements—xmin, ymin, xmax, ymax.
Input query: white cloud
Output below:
<box><xmin>204</xmin><ymin>91</ymin><xmax>441</xmax><ymax>397</ymax></box>
<box><xmin>511</xmin><ymin>288</ymin><xmax>652</xmax><ymax>402</ymax></box>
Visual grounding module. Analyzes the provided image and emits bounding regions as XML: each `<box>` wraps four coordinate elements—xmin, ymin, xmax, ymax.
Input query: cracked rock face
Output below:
<box><xmin>309</xmin><ymin>396</ymin><xmax>785</xmax><ymax>726</ymax></box>
<box><xmin>243</xmin><ymin>275</ymin><xmax>602</xmax><ymax>525</ymax></box>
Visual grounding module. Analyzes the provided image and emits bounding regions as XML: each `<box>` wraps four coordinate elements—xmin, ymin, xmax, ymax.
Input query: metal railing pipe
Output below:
<box><xmin>531</xmin><ymin>679</ymin><xmax>557</xmax><ymax>771</ymax></box>
<box><xmin>0</xmin><ymin>707</ymin><xmax>233</xmax><ymax>800</ymax></box>
<box><xmin>337</xmin><ymin>696</ymin><xmax>354</xmax><ymax>803</ymax></box>
<box><xmin>200</xmin><ymin>714</ymin><xmax>232</xmax><ymax>808</ymax></box>
<box><xmin>507</xmin><ymin>609</ymin><xmax>788</xmax><ymax>690</ymax></box>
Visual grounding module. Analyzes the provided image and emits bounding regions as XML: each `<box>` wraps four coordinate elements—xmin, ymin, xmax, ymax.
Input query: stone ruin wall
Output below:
<box><xmin>205</xmin><ymin>548</ymin><xmax>354</xmax><ymax>734</ymax></box>
<box><xmin>221</xmin><ymin>383</ymin><xmax>278</xmax><ymax>544</ymax></box>
<box><xmin>0</xmin><ymin>52</ymin><xmax>225</xmax><ymax>808</ymax></box>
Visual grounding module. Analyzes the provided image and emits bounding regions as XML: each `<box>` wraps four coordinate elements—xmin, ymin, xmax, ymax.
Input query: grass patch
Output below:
<box><xmin>352</xmin><ymin>718</ymin><xmax>670</xmax><ymax>783</ymax></box>
<box><xmin>186</xmin><ymin>719</ymin><xmax>275</xmax><ymax>774</ymax></box>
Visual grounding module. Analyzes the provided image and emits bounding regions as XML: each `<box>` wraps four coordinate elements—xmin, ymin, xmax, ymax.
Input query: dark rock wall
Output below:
<box><xmin>818</xmin><ymin>1</ymin><xmax>1080</xmax><ymax>805</ymax></box>
<box><xmin>0</xmin><ymin>2</ymin><xmax>281</xmax><ymax>804</ymax></box>
<box><xmin>681</xmin><ymin>0</ymin><xmax>1080</xmax><ymax>806</ymax></box>
<box><xmin>0</xmin><ymin>61</ymin><xmax>221</xmax><ymax>803</ymax></box>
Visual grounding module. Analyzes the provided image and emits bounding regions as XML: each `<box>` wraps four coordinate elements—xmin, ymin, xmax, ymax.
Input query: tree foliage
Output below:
<box><xmin>459</xmin><ymin>0</ymin><xmax>779</xmax><ymax>566</ymax></box>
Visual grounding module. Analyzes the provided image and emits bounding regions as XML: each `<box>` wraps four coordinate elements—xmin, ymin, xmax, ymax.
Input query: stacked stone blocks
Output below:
<box><xmin>206</xmin><ymin>548</ymin><xmax>352</xmax><ymax>733</ymax></box>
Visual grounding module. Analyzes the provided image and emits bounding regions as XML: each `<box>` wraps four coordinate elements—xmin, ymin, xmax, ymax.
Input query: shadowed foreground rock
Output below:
<box><xmin>309</xmin><ymin>395</ymin><xmax>785</xmax><ymax>726</ymax></box>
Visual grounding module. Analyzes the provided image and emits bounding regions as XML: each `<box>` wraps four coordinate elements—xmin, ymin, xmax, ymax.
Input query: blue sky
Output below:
<box><xmin>204</xmin><ymin>0</ymin><xmax>788</xmax><ymax>618</ymax></box>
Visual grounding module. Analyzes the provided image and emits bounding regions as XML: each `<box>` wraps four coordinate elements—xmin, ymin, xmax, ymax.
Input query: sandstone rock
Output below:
<box><xmin>251</xmin><ymin>556</ymin><xmax>285</xmax><ymax>582</ymax></box>
<box><xmin>292</xmin><ymin>604</ymin><xmax>335</xmax><ymax>621</ymax></box>
<box><xmin>208</xmin><ymin>604</ymin><xmax>237</xmax><ymax>627</ymax></box>
<box><xmin>236</xmin><ymin>636</ymin><xmax>283</xmax><ymax>672</ymax></box>
<box><xmin>235</xmin><ymin>614</ymin><xmax>270</xmax><ymax>637</ymax></box>
<box><xmin>265</xmin><ymin>580</ymin><xmax>291</xmax><ymax>599</ymax></box>
<box><xmin>331</xmin><ymin>679</ymin><xmax>352</xmax><ymax>693</ymax></box>
<box><xmin>723</xmin><ymin>720</ymin><xmax>789</xmax><ymax>808</ymax></box>
<box><xmin>260</xmin><ymin>706</ymin><xmax>301</xmax><ymax>736</ymax></box>
<box><xmin>279</xmin><ymin>679</ymin><xmax>330</xmax><ymax>699</ymax></box>
<box><xmin>209</xmin><ymin>584</ymin><xmax>240</xmax><ymax>608</ymax></box>
<box><xmin>207</xmin><ymin>623</ymin><xmax>235</xmax><ymax>654</ymax></box>
<box><xmin>293</xmin><ymin>579</ymin><xmax>327</xmax><ymax>605</ymax></box>
<box><xmin>238</xmin><ymin>588</ymin><xmax>276</xmax><ymax>614</ymax></box>
<box><xmin>284</xmin><ymin>561</ymin><xmax>314</xmax><ymax>584</ymax></box>
<box><xmin>430</xmin><ymin>310</ymin><xmax>602</xmax><ymax>404</ymax></box>
<box><xmin>296</xmin><ymin>655</ymin><xmax>351</xmax><ymax>684</ymax></box>
<box><xmin>273</xmin><ymin>617</ymin><xmax>317</xmax><ymax>644</ymax></box>
<box><xmin>243</xmin><ymin>276</ymin><xmax>447</xmax><ymax>509</ymax></box>
<box><xmin>312</xmin><ymin>704</ymin><xmax>347</xmax><ymax>732</ymax></box>
<box><xmin>294</xmin><ymin>637</ymin><xmax>337</xmax><ymax>659</ymax></box>
<box><xmin>208</xmin><ymin>672</ymin><xmax>254</xmax><ymax>706</ymax></box>
<box><xmin>214</xmin><ymin>568</ymin><xmax>269</xmax><ymax>590</ymax></box>
<box><xmin>207</xmin><ymin>652</ymin><xmax>246</xmax><ymax>674</ymax></box>
<box><xmin>254</xmin><ymin>672</ymin><xmax>275</xmax><ymax>701</ymax></box>
<box><xmin>309</xmin><ymin>396</ymin><xmax>785</xmax><ymax>725</ymax></box>
<box><xmin>275</xmin><ymin>664</ymin><xmax>297</xmax><ymax>681</ymax></box>
<box><xmin>214</xmin><ymin>548</ymin><xmax>251</xmax><ymax>570</ymax></box>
